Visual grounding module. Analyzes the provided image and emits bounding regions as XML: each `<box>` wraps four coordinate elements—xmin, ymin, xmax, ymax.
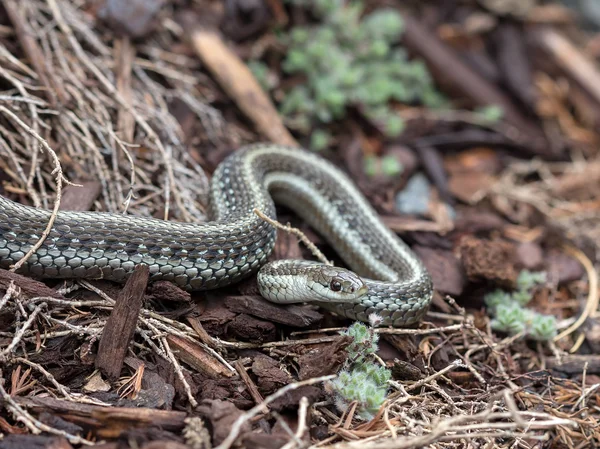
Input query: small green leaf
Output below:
<box><xmin>310</xmin><ymin>129</ymin><xmax>331</xmax><ymax>151</ymax></box>
<box><xmin>381</xmin><ymin>155</ymin><xmax>403</xmax><ymax>176</ymax></box>
<box><xmin>476</xmin><ymin>105</ymin><xmax>505</xmax><ymax>123</ymax></box>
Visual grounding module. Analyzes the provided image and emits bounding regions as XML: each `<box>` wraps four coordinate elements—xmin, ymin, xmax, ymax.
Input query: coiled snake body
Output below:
<box><xmin>0</xmin><ymin>144</ymin><xmax>433</xmax><ymax>326</ymax></box>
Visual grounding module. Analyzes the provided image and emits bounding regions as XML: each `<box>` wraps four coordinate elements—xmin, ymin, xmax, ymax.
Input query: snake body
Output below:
<box><xmin>0</xmin><ymin>144</ymin><xmax>433</xmax><ymax>326</ymax></box>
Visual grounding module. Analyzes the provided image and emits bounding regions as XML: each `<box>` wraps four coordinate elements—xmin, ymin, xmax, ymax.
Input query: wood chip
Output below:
<box><xmin>59</xmin><ymin>181</ymin><xmax>102</xmax><ymax>212</ymax></box>
<box><xmin>167</xmin><ymin>334</ymin><xmax>234</xmax><ymax>379</ymax></box>
<box><xmin>96</xmin><ymin>264</ymin><xmax>149</xmax><ymax>380</ymax></box>
<box><xmin>190</xmin><ymin>29</ymin><xmax>297</xmax><ymax>146</ymax></box>
<box><xmin>12</xmin><ymin>396</ymin><xmax>187</xmax><ymax>439</ymax></box>
<box><xmin>223</xmin><ymin>295</ymin><xmax>322</xmax><ymax>327</ymax></box>
<box><xmin>0</xmin><ymin>268</ymin><xmax>64</xmax><ymax>299</ymax></box>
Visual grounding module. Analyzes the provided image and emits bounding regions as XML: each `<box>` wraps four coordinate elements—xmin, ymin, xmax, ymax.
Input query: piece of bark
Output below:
<box><xmin>391</xmin><ymin>360</ymin><xmax>423</xmax><ymax>381</ymax></box>
<box><xmin>234</xmin><ymin>360</ymin><xmax>264</xmax><ymax>405</ymax></box>
<box><xmin>0</xmin><ymin>268</ymin><xmax>64</xmax><ymax>299</ymax></box>
<box><xmin>12</xmin><ymin>396</ymin><xmax>187</xmax><ymax>438</ymax></box>
<box><xmin>546</xmin><ymin>355</ymin><xmax>600</xmax><ymax>374</ymax></box>
<box><xmin>145</xmin><ymin>281</ymin><xmax>191</xmax><ymax>303</ymax></box>
<box><xmin>124</xmin><ymin>358</ymin><xmax>176</xmax><ymax>410</ymax></box>
<box><xmin>99</xmin><ymin>0</ymin><xmax>164</xmax><ymax>38</ymax></box>
<box><xmin>189</xmin><ymin>28</ymin><xmax>297</xmax><ymax>146</ymax></box>
<box><xmin>115</xmin><ymin>37</ymin><xmax>136</xmax><ymax>143</ymax></box>
<box><xmin>413</xmin><ymin>246</ymin><xmax>466</xmax><ymax>296</ymax></box>
<box><xmin>115</xmin><ymin>428</ymin><xmax>183</xmax><ymax>449</ymax></box>
<box><xmin>454</xmin><ymin>209</ymin><xmax>505</xmax><ymax>234</ymax></box>
<box><xmin>223</xmin><ymin>295</ymin><xmax>322</xmax><ymax>327</ymax></box>
<box><xmin>166</xmin><ymin>334</ymin><xmax>234</xmax><ymax>379</ymax></box>
<box><xmin>493</xmin><ymin>21</ymin><xmax>537</xmax><ymax>109</ymax></box>
<box><xmin>197</xmin><ymin>378</ymin><xmax>254</xmax><ymax>409</ymax></box>
<box><xmin>516</xmin><ymin>242</ymin><xmax>544</xmax><ymax>270</ymax></box>
<box><xmin>96</xmin><ymin>264</ymin><xmax>149</xmax><ymax>380</ymax></box>
<box><xmin>59</xmin><ymin>181</ymin><xmax>102</xmax><ymax>212</ymax></box>
<box><xmin>251</xmin><ymin>355</ymin><xmax>292</xmax><ymax>394</ymax></box>
<box><xmin>228</xmin><ymin>313</ymin><xmax>277</xmax><ymax>342</ymax></box>
<box><xmin>0</xmin><ymin>435</ymin><xmax>73</xmax><ymax>449</ymax></box>
<box><xmin>38</xmin><ymin>412</ymin><xmax>84</xmax><ymax>436</ymax></box>
<box><xmin>547</xmin><ymin>250</ymin><xmax>585</xmax><ymax>284</ymax></box>
<box><xmin>186</xmin><ymin>315</ymin><xmax>218</xmax><ymax>348</ymax></box>
<box><xmin>142</xmin><ymin>442</ymin><xmax>190</xmax><ymax>449</ymax></box>
<box><xmin>196</xmin><ymin>399</ymin><xmax>249</xmax><ymax>446</ymax></box>
<box><xmin>268</xmin><ymin>385</ymin><xmax>322</xmax><ymax>412</ymax></box>
<box><xmin>414</xmin><ymin>143</ymin><xmax>453</xmax><ymax>205</ymax></box>
<box><xmin>458</xmin><ymin>236</ymin><xmax>518</xmax><ymax>287</ymax></box>
<box><xmin>242</xmin><ymin>434</ymin><xmax>290</xmax><ymax>449</ymax></box>
<box><xmin>297</xmin><ymin>335</ymin><xmax>351</xmax><ymax>380</ymax></box>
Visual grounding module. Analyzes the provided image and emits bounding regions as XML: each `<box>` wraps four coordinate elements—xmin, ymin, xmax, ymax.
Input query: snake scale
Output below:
<box><xmin>0</xmin><ymin>144</ymin><xmax>433</xmax><ymax>327</ymax></box>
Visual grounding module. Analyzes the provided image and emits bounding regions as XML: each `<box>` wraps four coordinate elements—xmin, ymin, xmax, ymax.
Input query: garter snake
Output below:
<box><xmin>0</xmin><ymin>144</ymin><xmax>433</xmax><ymax>326</ymax></box>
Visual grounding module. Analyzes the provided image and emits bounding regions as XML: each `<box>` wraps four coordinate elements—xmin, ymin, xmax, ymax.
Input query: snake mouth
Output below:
<box><xmin>355</xmin><ymin>284</ymin><xmax>369</xmax><ymax>298</ymax></box>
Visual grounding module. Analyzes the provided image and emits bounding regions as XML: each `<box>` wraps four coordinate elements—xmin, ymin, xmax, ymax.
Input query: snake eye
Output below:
<box><xmin>330</xmin><ymin>280</ymin><xmax>342</xmax><ymax>292</ymax></box>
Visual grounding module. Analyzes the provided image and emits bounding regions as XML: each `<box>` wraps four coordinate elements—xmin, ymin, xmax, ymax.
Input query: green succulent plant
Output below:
<box><xmin>516</xmin><ymin>270</ymin><xmax>547</xmax><ymax>292</ymax></box>
<box><xmin>330</xmin><ymin>322</ymin><xmax>392</xmax><ymax>420</ymax></box>
<box><xmin>273</xmin><ymin>0</ymin><xmax>444</xmax><ymax>150</ymax></box>
<box><xmin>491</xmin><ymin>302</ymin><xmax>528</xmax><ymax>334</ymax></box>
<box><xmin>529</xmin><ymin>313</ymin><xmax>558</xmax><ymax>341</ymax></box>
<box><xmin>486</xmin><ymin>270</ymin><xmax>557</xmax><ymax>341</ymax></box>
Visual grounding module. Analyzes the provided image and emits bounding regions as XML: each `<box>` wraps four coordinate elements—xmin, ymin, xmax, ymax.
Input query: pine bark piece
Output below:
<box><xmin>190</xmin><ymin>29</ymin><xmax>297</xmax><ymax>146</ymax></box>
<box><xmin>96</xmin><ymin>264</ymin><xmax>149</xmax><ymax>380</ymax></box>
<box><xmin>458</xmin><ymin>236</ymin><xmax>518</xmax><ymax>287</ymax></box>
<box><xmin>0</xmin><ymin>435</ymin><xmax>73</xmax><ymax>449</ymax></box>
<box><xmin>59</xmin><ymin>181</ymin><xmax>102</xmax><ymax>212</ymax></box>
<box><xmin>222</xmin><ymin>295</ymin><xmax>323</xmax><ymax>327</ymax></box>
<box><xmin>12</xmin><ymin>396</ymin><xmax>188</xmax><ymax>438</ymax></box>
<box><xmin>166</xmin><ymin>334</ymin><xmax>234</xmax><ymax>379</ymax></box>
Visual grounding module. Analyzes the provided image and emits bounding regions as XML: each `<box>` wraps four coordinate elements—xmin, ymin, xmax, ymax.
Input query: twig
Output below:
<box><xmin>0</xmin><ymin>302</ymin><xmax>46</xmax><ymax>361</ymax></box>
<box><xmin>0</xmin><ymin>374</ymin><xmax>94</xmax><ymax>445</ymax></box>
<box><xmin>162</xmin><ymin>333</ymin><xmax>198</xmax><ymax>408</ymax></box>
<box><xmin>554</xmin><ymin>245</ymin><xmax>599</xmax><ymax>346</ymax></box>
<box><xmin>0</xmin><ymin>106</ymin><xmax>72</xmax><ymax>272</ymax></box>
<box><xmin>13</xmin><ymin>358</ymin><xmax>72</xmax><ymax>399</ymax></box>
<box><xmin>254</xmin><ymin>208</ymin><xmax>332</xmax><ymax>265</ymax></box>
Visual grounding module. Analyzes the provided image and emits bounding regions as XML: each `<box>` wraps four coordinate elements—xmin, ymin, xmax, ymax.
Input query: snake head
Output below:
<box><xmin>310</xmin><ymin>266</ymin><xmax>368</xmax><ymax>303</ymax></box>
<box><xmin>257</xmin><ymin>260</ymin><xmax>367</xmax><ymax>304</ymax></box>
